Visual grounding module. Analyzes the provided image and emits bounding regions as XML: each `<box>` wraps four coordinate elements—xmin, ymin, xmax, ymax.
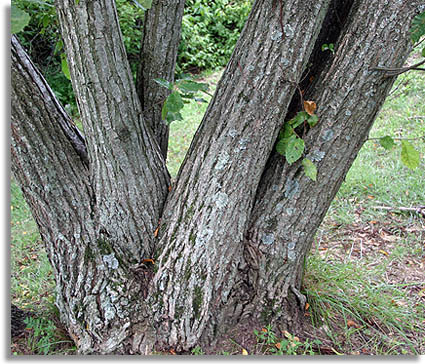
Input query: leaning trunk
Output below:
<box><xmin>149</xmin><ymin>0</ymin><xmax>421</xmax><ymax>351</ymax></box>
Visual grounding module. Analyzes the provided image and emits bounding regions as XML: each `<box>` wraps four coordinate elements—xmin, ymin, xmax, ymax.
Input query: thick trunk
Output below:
<box><xmin>11</xmin><ymin>0</ymin><xmax>423</xmax><ymax>355</ymax></box>
<box><xmin>55</xmin><ymin>0</ymin><xmax>170</xmax><ymax>262</ymax></box>
<box><xmin>151</xmin><ymin>0</ymin><xmax>331</xmax><ymax>350</ymax></box>
<box><xmin>243</xmin><ymin>0</ymin><xmax>419</xmax><ymax>328</ymax></box>
<box><xmin>11</xmin><ymin>35</ymin><xmax>160</xmax><ymax>354</ymax></box>
<box><xmin>136</xmin><ymin>0</ymin><xmax>186</xmax><ymax>158</ymax></box>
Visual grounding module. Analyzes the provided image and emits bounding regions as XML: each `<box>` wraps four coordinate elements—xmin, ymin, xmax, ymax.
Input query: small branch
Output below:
<box><xmin>372</xmin><ymin>59</ymin><xmax>425</xmax><ymax>77</ymax></box>
<box><xmin>372</xmin><ymin>205</ymin><xmax>425</xmax><ymax>217</ymax></box>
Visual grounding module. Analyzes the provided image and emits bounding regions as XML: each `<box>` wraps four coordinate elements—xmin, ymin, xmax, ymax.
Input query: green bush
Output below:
<box><xmin>13</xmin><ymin>0</ymin><xmax>251</xmax><ymax>113</ymax></box>
<box><xmin>178</xmin><ymin>0</ymin><xmax>252</xmax><ymax>72</ymax></box>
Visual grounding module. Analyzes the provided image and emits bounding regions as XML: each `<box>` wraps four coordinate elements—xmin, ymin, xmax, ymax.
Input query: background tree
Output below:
<box><xmin>11</xmin><ymin>0</ymin><xmax>424</xmax><ymax>354</ymax></box>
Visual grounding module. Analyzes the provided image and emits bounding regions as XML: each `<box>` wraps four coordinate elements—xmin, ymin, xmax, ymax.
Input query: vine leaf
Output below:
<box><xmin>289</xmin><ymin>111</ymin><xmax>308</xmax><ymax>129</ymax></box>
<box><xmin>410</xmin><ymin>11</ymin><xmax>425</xmax><ymax>43</ymax></box>
<box><xmin>11</xmin><ymin>5</ymin><xmax>30</xmax><ymax>34</ymax></box>
<box><xmin>286</xmin><ymin>137</ymin><xmax>305</xmax><ymax>164</ymax></box>
<box><xmin>307</xmin><ymin>114</ymin><xmax>319</xmax><ymax>127</ymax></box>
<box><xmin>276</xmin><ymin>134</ymin><xmax>296</xmax><ymax>156</ymax></box>
<box><xmin>154</xmin><ymin>78</ymin><xmax>173</xmax><ymax>90</ymax></box>
<box><xmin>176</xmin><ymin>80</ymin><xmax>209</xmax><ymax>93</ymax></box>
<box><xmin>302</xmin><ymin>158</ymin><xmax>317</xmax><ymax>181</ymax></box>
<box><xmin>379</xmin><ymin>136</ymin><xmax>395</xmax><ymax>150</ymax></box>
<box><xmin>162</xmin><ymin>92</ymin><xmax>184</xmax><ymax>123</ymax></box>
<box><xmin>61</xmin><ymin>54</ymin><xmax>71</xmax><ymax>80</ymax></box>
<box><xmin>401</xmin><ymin>140</ymin><xmax>419</xmax><ymax>170</ymax></box>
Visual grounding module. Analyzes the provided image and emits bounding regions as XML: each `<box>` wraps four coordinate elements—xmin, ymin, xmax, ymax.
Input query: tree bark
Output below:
<box><xmin>12</xmin><ymin>35</ymin><xmax>161</xmax><ymax>354</ymax></box>
<box><xmin>11</xmin><ymin>0</ymin><xmax>424</xmax><ymax>355</ymax></box>
<box><xmin>136</xmin><ymin>0</ymin><xmax>186</xmax><ymax>159</ymax></box>
<box><xmin>55</xmin><ymin>0</ymin><xmax>170</xmax><ymax>262</ymax></box>
<box><xmin>151</xmin><ymin>0</ymin><xmax>331</xmax><ymax>350</ymax></box>
<box><xmin>243</xmin><ymin>0</ymin><xmax>420</xmax><ymax>329</ymax></box>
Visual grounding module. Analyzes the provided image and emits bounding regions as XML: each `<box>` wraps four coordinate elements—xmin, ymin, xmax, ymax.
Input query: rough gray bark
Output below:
<box><xmin>11</xmin><ymin>0</ymin><xmax>424</xmax><ymax>355</ymax></box>
<box><xmin>55</xmin><ymin>0</ymin><xmax>170</xmax><ymax>262</ymax></box>
<box><xmin>11</xmin><ymin>35</ymin><xmax>158</xmax><ymax>354</ymax></box>
<box><xmin>151</xmin><ymin>0</ymin><xmax>331</xmax><ymax>350</ymax></box>
<box><xmin>242</xmin><ymin>0</ymin><xmax>420</xmax><ymax>327</ymax></box>
<box><xmin>136</xmin><ymin>0</ymin><xmax>186</xmax><ymax>158</ymax></box>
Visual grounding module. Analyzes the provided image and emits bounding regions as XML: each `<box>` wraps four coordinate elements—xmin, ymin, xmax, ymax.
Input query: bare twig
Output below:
<box><xmin>372</xmin><ymin>59</ymin><xmax>425</xmax><ymax>77</ymax></box>
<box><xmin>372</xmin><ymin>205</ymin><xmax>425</xmax><ymax>217</ymax></box>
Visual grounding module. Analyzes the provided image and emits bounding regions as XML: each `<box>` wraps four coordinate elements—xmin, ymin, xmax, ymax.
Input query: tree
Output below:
<box><xmin>11</xmin><ymin>0</ymin><xmax>423</xmax><ymax>354</ymax></box>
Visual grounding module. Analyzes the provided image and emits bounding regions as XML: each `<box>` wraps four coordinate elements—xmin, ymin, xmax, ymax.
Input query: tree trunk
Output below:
<box><xmin>136</xmin><ymin>0</ymin><xmax>186</xmax><ymax>159</ymax></box>
<box><xmin>11</xmin><ymin>0</ymin><xmax>423</xmax><ymax>354</ymax></box>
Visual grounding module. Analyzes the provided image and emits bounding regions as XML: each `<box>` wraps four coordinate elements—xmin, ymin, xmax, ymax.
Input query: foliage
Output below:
<box><xmin>276</xmin><ymin>104</ymin><xmax>320</xmax><ymax>181</ymax></box>
<box><xmin>177</xmin><ymin>0</ymin><xmax>252</xmax><ymax>72</ymax></box>
<box><xmin>11</xmin><ymin>3</ymin><xmax>30</xmax><ymax>34</ymax></box>
<box><xmin>116</xmin><ymin>0</ymin><xmax>145</xmax><ymax>76</ymax></box>
<box><xmin>155</xmin><ymin>76</ymin><xmax>210</xmax><ymax>124</ymax></box>
<box><xmin>410</xmin><ymin>11</ymin><xmax>425</xmax><ymax>44</ymax></box>
<box><xmin>253</xmin><ymin>325</ymin><xmax>321</xmax><ymax>355</ymax></box>
<box><xmin>23</xmin><ymin>316</ymin><xmax>75</xmax><ymax>355</ymax></box>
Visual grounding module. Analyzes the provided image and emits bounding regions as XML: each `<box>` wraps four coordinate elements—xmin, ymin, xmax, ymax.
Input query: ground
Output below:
<box><xmin>10</xmin><ymin>49</ymin><xmax>425</xmax><ymax>355</ymax></box>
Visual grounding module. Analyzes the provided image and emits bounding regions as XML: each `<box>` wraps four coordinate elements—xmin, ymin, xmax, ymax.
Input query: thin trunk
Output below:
<box><xmin>151</xmin><ymin>0</ymin><xmax>331</xmax><ymax>351</ymax></box>
<box><xmin>136</xmin><ymin>0</ymin><xmax>186</xmax><ymax>159</ymax></box>
<box><xmin>55</xmin><ymin>0</ymin><xmax>170</xmax><ymax>262</ymax></box>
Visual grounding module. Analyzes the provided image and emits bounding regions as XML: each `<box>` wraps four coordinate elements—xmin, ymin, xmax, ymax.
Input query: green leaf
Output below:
<box><xmin>176</xmin><ymin>79</ymin><xmax>209</xmax><ymax>93</ymax></box>
<box><xmin>154</xmin><ymin>78</ymin><xmax>173</xmax><ymax>90</ymax></box>
<box><xmin>165</xmin><ymin>92</ymin><xmax>184</xmax><ymax>113</ymax></box>
<box><xmin>276</xmin><ymin>135</ymin><xmax>295</xmax><ymax>156</ymax></box>
<box><xmin>379</xmin><ymin>136</ymin><xmax>395</xmax><ymax>150</ymax></box>
<box><xmin>162</xmin><ymin>92</ymin><xmax>184</xmax><ymax>121</ymax></box>
<box><xmin>285</xmin><ymin>137</ymin><xmax>305</xmax><ymax>165</ymax></box>
<box><xmin>307</xmin><ymin>114</ymin><xmax>319</xmax><ymax>127</ymax></box>
<box><xmin>410</xmin><ymin>11</ymin><xmax>425</xmax><ymax>43</ymax></box>
<box><xmin>278</xmin><ymin>123</ymin><xmax>294</xmax><ymax>140</ymax></box>
<box><xmin>422</xmin><ymin>47</ymin><xmax>425</xmax><ymax>58</ymax></box>
<box><xmin>11</xmin><ymin>5</ymin><xmax>30</xmax><ymax>34</ymax></box>
<box><xmin>401</xmin><ymin>140</ymin><xmax>420</xmax><ymax>170</ymax></box>
<box><xmin>289</xmin><ymin>111</ymin><xmax>308</xmax><ymax>129</ymax></box>
<box><xmin>132</xmin><ymin>0</ymin><xmax>152</xmax><ymax>10</ymax></box>
<box><xmin>302</xmin><ymin>158</ymin><xmax>317</xmax><ymax>181</ymax></box>
<box><xmin>165</xmin><ymin>111</ymin><xmax>183</xmax><ymax>124</ymax></box>
<box><xmin>61</xmin><ymin>55</ymin><xmax>71</xmax><ymax>80</ymax></box>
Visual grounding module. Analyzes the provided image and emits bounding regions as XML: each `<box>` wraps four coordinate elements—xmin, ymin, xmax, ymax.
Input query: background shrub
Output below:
<box><xmin>13</xmin><ymin>0</ymin><xmax>252</xmax><ymax>114</ymax></box>
<box><xmin>177</xmin><ymin>0</ymin><xmax>252</xmax><ymax>73</ymax></box>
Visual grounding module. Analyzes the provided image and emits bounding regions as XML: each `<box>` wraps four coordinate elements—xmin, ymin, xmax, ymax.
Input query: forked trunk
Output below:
<box><xmin>11</xmin><ymin>0</ymin><xmax>422</xmax><ymax>354</ymax></box>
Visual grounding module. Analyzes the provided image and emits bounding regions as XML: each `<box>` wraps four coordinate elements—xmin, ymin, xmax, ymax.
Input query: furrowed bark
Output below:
<box><xmin>136</xmin><ymin>0</ymin><xmax>186</xmax><ymax>158</ymax></box>
<box><xmin>55</xmin><ymin>0</ymin><xmax>170</xmax><ymax>262</ymax></box>
<box><xmin>12</xmin><ymin>36</ymin><xmax>160</xmax><ymax>354</ymax></box>
<box><xmin>150</xmin><ymin>0</ymin><xmax>331</xmax><ymax>351</ymax></box>
<box><xmin>242</xmin><ymin>0</ymin><xmax>422</xmax><ymax>327</ymax></box>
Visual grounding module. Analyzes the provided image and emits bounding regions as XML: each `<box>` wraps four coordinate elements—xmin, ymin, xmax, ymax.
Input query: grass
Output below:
<box><xmin>10</xmin><ymin>50</ymin><xmax>425</xmax><ymax>354</ymax></box>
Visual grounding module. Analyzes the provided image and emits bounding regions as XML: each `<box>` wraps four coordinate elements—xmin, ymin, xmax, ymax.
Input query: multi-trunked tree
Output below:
<box><xmin>11</xmin><ymin>0</ymin><xmax>423</xmax><ymax>354</ymax></box>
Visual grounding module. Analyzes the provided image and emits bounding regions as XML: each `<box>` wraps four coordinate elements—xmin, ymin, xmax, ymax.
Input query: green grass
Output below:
<box><xmin>10</xmin><ymin>183</ymin><xmax>55</xmax><ymax>312</ymax></box>
<box><xmin>329</xmin><ymin>67</ymin><xmax>425</xmax><ymax>225</ymax></box>
<box><xmin>10</xmin><ymin>51</ymin><xmax>425</xmax><ymax>354</ymax></box>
